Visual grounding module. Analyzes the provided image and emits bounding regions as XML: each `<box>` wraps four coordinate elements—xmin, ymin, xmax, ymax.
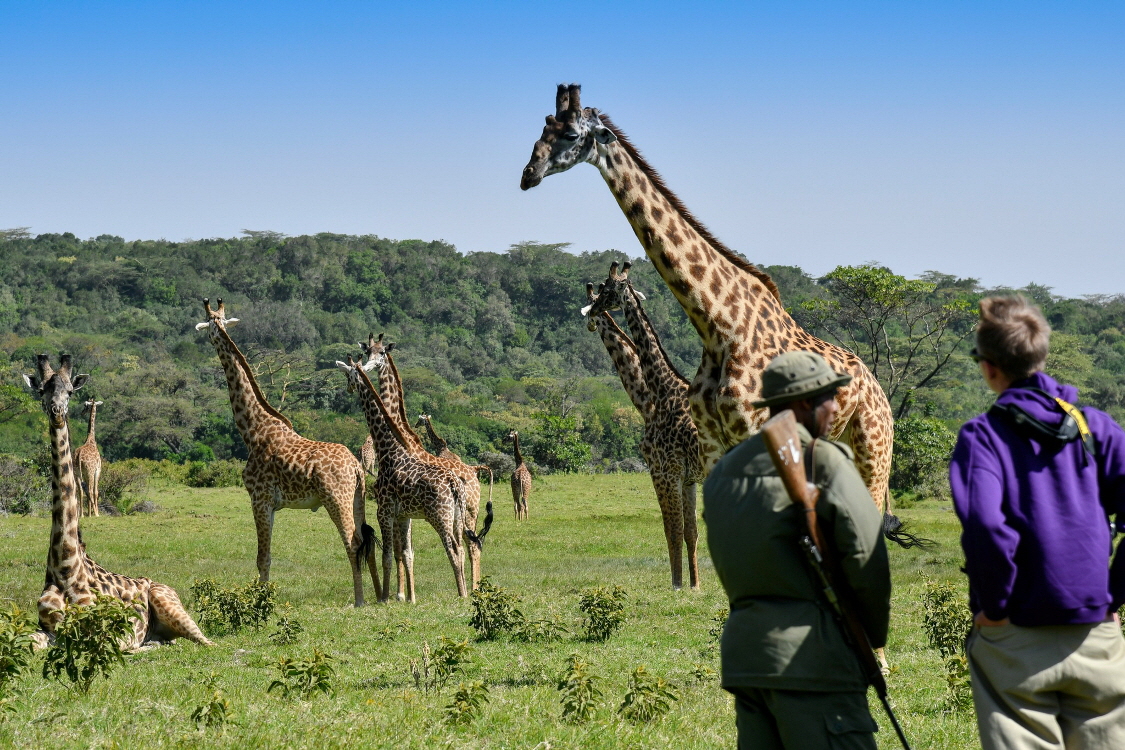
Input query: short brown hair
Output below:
<box><xmin>976</xmin><ymin>295</ymin><xmax>1050</xmax><ymax>379</ymax></box>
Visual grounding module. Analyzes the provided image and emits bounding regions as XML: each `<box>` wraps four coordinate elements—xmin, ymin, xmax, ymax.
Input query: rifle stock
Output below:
<box><xmin>760</xmin><ymin>411</ymin><xmax>911</xmax><ymax>750</ymax></box>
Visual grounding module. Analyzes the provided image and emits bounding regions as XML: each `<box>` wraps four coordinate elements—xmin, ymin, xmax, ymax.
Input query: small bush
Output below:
<box><xmin>410</xmin><ymin>637</ymin><xmax>472</xmax><ymax>693</ymax></box>
<box><xmin>468</xmin><ymin>577</ymin><xmax>524</xmax><ymax>641</ymax></box>
<box><xmin>0</xmin><ymin>454</ymin><xmax>47</xmax><ymax>516</ymax></box>
<box><xmin>579</xmin><ymin>585</ymin><xmax>627</xmax><ymax>642</ymax></box>
<box><xmin>921</xmin><ymin>576</ymin><xmax>973</xmax><ymax>712</ymax></box>
<box><xmin>444</xmin><ymin>681</ymin><xmax>489</xmax><ymax>726</ymax></box>
<box><xmin>269</xmin><ymin>605</ymin><xmax>303</xmax><ymax>646</ymax></box>
<box><xmin>0</xmin><ymin>603</ymin><xmax>36</xmax><ymax>698</ymax></box>
<box><xmin>185</xmin><ymin>459</ymin><xmax>245</xmax><ymax>488</ymax></box>
<box><xmin>478</xmin><ymin>451</ymin><xmax>515</xmax><ymax>479</ymax></box>
<box><xmin>190</xmin><ymin>578</ymin><xmax>277</xmax><ymax>637</ymax></box>
<box><xmin>42</xmin><ymin>594</ymin><xmax>139</xmax><ymax>694</ymax></box>
<box><xmin>690</xmin><ymin>664</ymin><xmax>717</xmax><ymax>684</ymax></box>
<box><xmin>618</xmin><ymin>666</ymin><xmax>678</xmax><ymax>724</ymax></box>
<box><xmin>515</xmin><ymin>616</ymin><xmax>569</xmax><ymax>643</ymax></box>
<box><xmin>557</xmin><ymin>654</ymin><xmax>601</xmax><ymax>724</ymax></box>
<box><xmin>268</xmin><ymin>648</ymin><xmax>335</xmax><ymax>700</ymax></box>
<box><xmin>191</xmin><ymin>672</ymin><xmax>231</xmax><ymax>729</ymax></box>
<box><xmin>99</xmin><ymin>461</ymin><xmax>152</xmax><ymax>515</ymax></box>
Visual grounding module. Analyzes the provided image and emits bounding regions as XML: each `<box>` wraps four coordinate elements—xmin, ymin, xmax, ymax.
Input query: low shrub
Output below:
<box><xmin>444</xmin><ymin>681</ymin><xmax>489</xmax><ymax>726</ymax></box>
<box><xmin>579</xmin><ymin>585</ymin><xmax>627</xmax><ymax>642</ymax></box>
<box><xmin>921</xmin><ymin>576</ymin><xmax>973</xmax><ymax>712</ymax></box>
<box><xmin>42</xmin><ymin>594</ymin><xmax>139</xmax><ymax>694</ymax></box>
<box><xmin>0</xmin><ymin>603</ymin><xmax>36</xmax><ymax>700</ymax></box>
<box><xmin>514</xmin><ymin>616</ymin><xmax>569</xmax><ymax>643</ymax></box>
<box><xmin>268</xmin><ymin>648</ymin><xmax>335</xmax><ymax>700</ymax></box>
<box><xmin>468</xmin><ymin>577</ymin><xmax>524</xmax><ymax>641</ymax></box>
<box><xmin>269</xmin><ymin>605</ymin><xmax>304</xmax><ymax>646</ymax></box>
<box><xmin>557</xmin><ymin>654</ymin><xmax>601</xmax><ymax>724</ymax></box>
<box><xmin>477</xmin><ymin>451</ymin><xmax>515</xmax><ymax>479</ymax></box>
<box><xmin>191</xmin><ymin>672</ymin><xmax>231</xmax><ymax>729</ymax></box>
<box><xmin>618</xmin><ymin>666</ymin><xmax>678</xmax><ymax>724</ymax></box>
<box><xmin>0</xmin><ymin>454</ymin><xmax>46</xmax><ymax>516</ymax></box>
<box><xmin>190</xmin><ymin>578</ymin><xmax>276</xmax><ymax>637</ymax></box>
<box><xmin>99</xmin><ymin>460</ymin><xmax>152</xmax><ymax>515</ymax></box>
<box><xmin>410</xmin><ymin>637</ymin><xmax>472</xmax><ymax>693</ymax></box>
<box><xmin>185</xmin><ymin>459</ymin><xmax>245</xmax><ymax>488</ymax></box>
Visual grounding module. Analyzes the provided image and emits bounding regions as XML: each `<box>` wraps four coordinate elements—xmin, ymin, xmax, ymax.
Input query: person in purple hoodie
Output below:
<box><xmin>950</xmin><ymin>295</ymin><xmax>1125</xmax><ymax>750</ymax></box>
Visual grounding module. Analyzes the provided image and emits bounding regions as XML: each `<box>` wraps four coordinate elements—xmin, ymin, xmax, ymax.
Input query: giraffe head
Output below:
<box><xmin>358</xmin><ymin>333</ymin><xmax>395</xmax><ymax>374</ymax></box>
<box><xmin>507</xmin><ymin>429</ymin><xmax>519</xmax><ymax>442</ymax></box>
<box><xmin>194</xmin><ymin>298</ymin><xmax>240</xmax><ymax>337</ymax></box>
<box><xmin>520</xmin><ymin>83</ymin><xmax>618</xmax><ymax>190</ymax></box>
<box><xmin>81</xmin><ymin>399</ymin><xmax>103</xmax><ymax>416</ymax></box>
<box><xmin>23</xmin><ymin>354</ymin><xmax>89</xmax><ymax>428</ymax></box>
<box><xmin>580</xmin><ymin>261</ymin><xmax>646</xmax><ymax>326</ymax></box>
<box><xmin>415</xmin><ymin>414</ymin><xmax>432</xmax><ymax>430</ymax></box>
<box><xmin>334</xmin><ymin>356</ymin><xmax>363</xmax><ymax>394</ymax></box>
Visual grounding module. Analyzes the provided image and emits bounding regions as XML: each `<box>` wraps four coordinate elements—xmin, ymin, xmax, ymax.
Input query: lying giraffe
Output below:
<box><xmin>196</xmin><ymin>299</ymin><xmax>380</xmax><ymax>606</ymax></box>
<box><xmin>336</xmin><ymin>357</ymin><xmax>490</xmax><ymax>601</ymax></box>
<box><xmin>23</xmin><ymin>354</ymin><xmax>211</xmax><ymax>650</ymax></box>
<box><xmin>584</xmin><ymin>280</ymin><xmax>704</xmax><ymax>589</ymax></box>
<box><xmin>74</xmin><ymin>399</ymin><xmax>103</xmax><ymax>517</ymax></box>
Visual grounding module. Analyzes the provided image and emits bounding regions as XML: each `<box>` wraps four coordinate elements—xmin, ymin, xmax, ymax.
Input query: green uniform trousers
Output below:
<box><xmin>731</xmin><ymin>686</ymin><xmax>878</xmax><ymax>750</ymax></box>
<box><xmin>968</xmin><ymin>621</ymin><xmax>1125</xmax><ymax>750</ymax></box>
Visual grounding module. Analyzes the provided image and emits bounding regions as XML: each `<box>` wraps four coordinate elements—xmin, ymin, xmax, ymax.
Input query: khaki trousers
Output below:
<box><xmin>730</xmin><ymin>686</ymin><xmax>878</xmax><ymax>750</ymax></box>
<box><xmin>968</xmin><ymin>620</ymin><xmax>1125</xmax><ymax>750</ymax></box>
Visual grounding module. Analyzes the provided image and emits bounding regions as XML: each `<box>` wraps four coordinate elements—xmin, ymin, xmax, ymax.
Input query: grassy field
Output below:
<box><xmin>0</xmin><ymin>474</ymin><xmax>978</xmax><ymax>748</ymax></box>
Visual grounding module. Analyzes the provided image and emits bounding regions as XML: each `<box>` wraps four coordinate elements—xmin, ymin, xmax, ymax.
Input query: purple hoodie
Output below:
<box><xmin>950</xmin><ymin>371</ymin><xmax>1125</xmax><ymax>626</ymax></box>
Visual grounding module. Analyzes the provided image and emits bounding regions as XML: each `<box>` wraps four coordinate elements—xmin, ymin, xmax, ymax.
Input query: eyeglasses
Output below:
<box><xmin>969</xmin><ymin>347</ymin><xmax>989</xmax><ymax>364</ymax></box>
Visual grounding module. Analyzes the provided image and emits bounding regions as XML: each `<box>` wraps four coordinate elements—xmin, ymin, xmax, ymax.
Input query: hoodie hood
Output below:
<box><xmin>994</xmin><ymin>371</ymin><xmax>1079</xmax><ymax>430</ymax></box>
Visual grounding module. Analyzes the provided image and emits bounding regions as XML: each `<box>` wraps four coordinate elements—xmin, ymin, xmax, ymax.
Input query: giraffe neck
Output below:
<box><xmin>620</xmin><ymin>287</ymin><xmax>688</xmax><ymax>404</ymax></box>
<box><xmin>208</xmin><ymin>327</ymin><xmax>292</xmax><ymax>451</ymax></box>
<box><xmin>512</xmin><ymin>434</ymin><xmax>524</xmax><ymax>466</ymax></box>
<box><xmin>594</xmin><ymin>121</ymin><xmax>795</xmax><ymax>348</ymax></box>
<box><xmin>84</xmin><ymin>405</ymin><xmax>97</xmax><ymax>445</ymax></box>
<box><xmin>593</xmin><ymin>313</ymin><xmax>652</xmax><ymax>420</ymax></box>
<box><xmin>424</xmin><ymin>420</ymin><xmax>448</xmax><ymax>454</ymax></box>
<box><xmin>46</xmin><ymin>410</ymin><xmax>88</xmax><ymax>591</ymax></box>
<box><xmin>354</xmin><ymin>369</ymin><xmax>412</xmax><ymax>466</ymax></box>
<box><xmin>376</xmin><ymin>356</ymin><xmax>426</xmax><ymax>453</ymax></box>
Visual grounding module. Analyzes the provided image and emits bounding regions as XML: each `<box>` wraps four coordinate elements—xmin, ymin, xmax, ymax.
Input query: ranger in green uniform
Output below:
<box><xmin>704</xmin><ymin>351</ymin><xmax>892</xmax><ymax>750</ymax></box>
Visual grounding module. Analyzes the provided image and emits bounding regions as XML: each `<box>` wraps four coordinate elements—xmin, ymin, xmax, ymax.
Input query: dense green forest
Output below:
<box><xmin>1</xmin><ymin>230</ymin><xmax>1123</xmax><ymax>482</ymax></box>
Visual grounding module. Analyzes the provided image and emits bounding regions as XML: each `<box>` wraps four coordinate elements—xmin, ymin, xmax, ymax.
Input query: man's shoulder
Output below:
<box><xmin>714</xmin><ymin>433</ymin><xmax>769</xmax><ymax>471</ymax></box>
<box><xmin>812</xmin><ymin>438</ymin><xmax>854</xmax><ymax>467</ymax></box>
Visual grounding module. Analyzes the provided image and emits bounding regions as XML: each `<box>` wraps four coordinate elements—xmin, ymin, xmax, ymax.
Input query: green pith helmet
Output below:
<box><xmin>752</xmin><ymin>351</ymin><xmax>852</xmax><ymax>408</ymax></box>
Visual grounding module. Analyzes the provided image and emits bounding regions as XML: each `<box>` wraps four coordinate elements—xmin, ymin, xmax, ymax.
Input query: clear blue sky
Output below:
<box><xmin>2</xmin><ymin>1</ymin><xmax>1122</xmax><ymax>297</ymax></box>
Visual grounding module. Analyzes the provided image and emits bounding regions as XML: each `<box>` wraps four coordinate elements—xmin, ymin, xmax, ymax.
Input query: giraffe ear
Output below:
<box><xmin>592</xmin><ymin>125</ymin><xmax>617</xmax><ymax>145</ymax></box>
<box><xmin>580</xmin><ymin>304</ymin><xmax>594</xmax><ymax>317</ymax></box>
<box><xmin>22</xmin><ymin>374</ymin><xmax>39</xmax><ymax>392</ymax></box>
<box><xmin>225</xmin><ymin>317</ymin><xmax>240</xmax><ymax>327</ymax></box>
<box><xmin>71</xmin><ymin>374</ymin><xmax>90</xmax><ymax>391</ymax></box>
<box><xmin>384</xmin><ymin>342</ymin><xmax>396</xmax><ymax>353</ymax></box>
<box><xmin>633</xmin><ymin>289</ymin><xmax>647</xmax><ymax>301</ymax></box>
<box><xmin>195</xmin><ymin>321</ymin><xmax>210</xmax><ymax>331</ymax></box>
<box><xmin>95</xmin><ymin>401</ymin><xmax>103</xmax><ymax>406</ymax></box>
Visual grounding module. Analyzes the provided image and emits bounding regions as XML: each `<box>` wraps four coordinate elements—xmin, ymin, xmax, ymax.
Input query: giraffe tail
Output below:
<box><xmin>357</xmin><ymin>522</ymin><xmax>380</xmax><ymax>571</ymax></box>
<box><xmin>468</xmin><ymin>501</ymin><xmax>495</xmax><ymax>548</ymax></box>
<box><xmin>882</xmin><ymin>506</ymin><xmax>936</xmax><ymax>550</ymax></box>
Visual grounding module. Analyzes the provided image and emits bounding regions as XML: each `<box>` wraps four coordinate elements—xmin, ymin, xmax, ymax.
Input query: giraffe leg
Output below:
<box><xmin>323</xmin><ymin>496</ymin><xmax>365</xmax><ymax>607</ymax></box>
<box><xmin>651</xmin><ymin>471</ymin><xmax>684</xmax><ymax>590</ymax></box>
<box><xmin>249</xmin><ymin>493</ymin><xmax>275</xmax><ymax>583</ymax></box>
<box><xmin>682</xmin><ymin>481</ymin><xmax>700</xmax><ymax>590</ymax></box>
<box><xmin>436</xmin><ymin>523</ymin><xmax>467</xmax><ymax>598</ymax></box>
<box><xmin>91</xmin><ymin>465</ymin><xmax>100</xmax><ymax>517</ymax></box>
<box><xmin>377</xmin><ymin>505</ymin><xmax>394</xmax><ymax>604</ymax></box>
<box><xmin>148</xmin><ymin>583</ymin><xmax>214</xmax><ymax>646</ymax></box>
<box><xmin>76</xmin><ymin>466</ymin><xmax>89</xmax><ymax>517</ymax></box>
<box><xmin>397</xmin><ymin>519</ymin><xmax>414</xmax><ymax>603</ymax></box>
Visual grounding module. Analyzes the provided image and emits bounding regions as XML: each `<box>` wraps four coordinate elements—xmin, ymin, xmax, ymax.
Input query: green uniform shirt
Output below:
<box><xmin>703</xmin><ymin>423</ymin><xmax>891</xmax><ymax>692</ymax></box>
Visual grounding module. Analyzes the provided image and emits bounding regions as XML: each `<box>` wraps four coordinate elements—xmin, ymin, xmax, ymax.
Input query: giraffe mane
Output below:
<box><xmin>386</xmin><ymin>354</ymin><xmax>425</xmax><ymax>445</ymax></box>
<box><xmin>597</xmin><ymin>114</ymin><xmax>782</xmax><ymax>303</ymax></box>
<box><xmin>354</xmin><ymin>361</ymin><xmax>411</xmax><ymax>450</ymax></box>
<box><xmin>629</xmin><ymin>288</ymin><xmax>690</xmax><ymax>388</ymax></box>
<box><xmin>213</xmin><ymin>324</ymin><xmax>295</xmax><ymax>430</ymax></box>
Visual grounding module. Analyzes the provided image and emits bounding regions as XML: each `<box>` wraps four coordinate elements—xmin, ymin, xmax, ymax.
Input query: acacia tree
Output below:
<box><xmin>798</xmin><ymin>265</ymin><xmax>977</xmax><ymax>419</ymax></box>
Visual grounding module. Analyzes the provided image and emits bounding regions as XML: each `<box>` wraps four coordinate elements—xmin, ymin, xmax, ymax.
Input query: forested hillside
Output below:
<box><xmin>1</xmin><ymin>230</ymin><xmax>1123</xmax><ymax>477</ymax></box>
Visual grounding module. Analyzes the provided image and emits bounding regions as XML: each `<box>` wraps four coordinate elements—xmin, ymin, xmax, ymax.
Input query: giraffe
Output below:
<box><xmin>195</xmin><ymin>299</ymin><xmax>380</xmax><ymax>606</ymax></box>
<box><xmin>521</xmin><ymin>85</ymin><xmax>910</xmax><ymax>540</ymax></box>
<box><xmin>74</xmin><ymin>399</ymin><xmax>103</xmax><ymax>517</ymax></box>
<box><xmin>507</xmin><ymin>429</ymin><xmax>531</xmax><ymax>521</ymax></box>
<box><xmin>22</xmin><ymin>354</ymin><xmax>212</xmax><ymax>651</ymax></box>
<box><xmin>583</xmin><ymin>279</ymin><xmax>705</xmax><ymax>589</ymax></box>
<box><xmin>358</xmin><ymin>334</ymin><xmax>494</xmax><ymax>588</ymax></box>
<box><xmin>415</xmin><ymin>414</ymin><xmax>459</xmax><ymax>461</ymax></box>
<box><xmin>336</xmin><ymin>356</ymin><xmax>490</xmax><ymax>602</ymax></box>
<box><xmin>360</xmin><ymin>434</ymin><xmax>377</xmax><ymax>477</ymax></box>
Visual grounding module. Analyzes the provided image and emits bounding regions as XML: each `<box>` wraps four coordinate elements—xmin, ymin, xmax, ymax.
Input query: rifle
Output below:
<box><xmin>760</xmin><ymin>410</ymin><xmax>912</xmax><ymax>750</ymax></box>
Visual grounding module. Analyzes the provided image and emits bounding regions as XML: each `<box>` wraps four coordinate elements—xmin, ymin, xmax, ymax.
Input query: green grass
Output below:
<box><xmin>0</xmin><ymin>475</ymin><xmax>976</xmax><ymax>748</ymax></box>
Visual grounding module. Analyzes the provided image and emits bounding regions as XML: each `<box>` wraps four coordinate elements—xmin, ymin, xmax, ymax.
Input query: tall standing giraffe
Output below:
<box><xmin>522</xmin><ymin>85</ymin><xmax>908</xmax><ymax>537</ymax></box>
<box><xmin>336</xmin><ymin>357</ymin><xmax>489</xmax><ymax>602</ymax></box>
<box><xmin>23</xmin><ymin>354</ymin><xmax>212</xmax><ymax>650</ymax></box>
<box><xmin>415</xmin><ymin>414</ymin><xmax>459</xmax><ymax>461</ymax></box>
<box><xmin>195</xmin><ymin>299</ymin><xmax>380</xmax><ymax>606</ymax></box>
<box><xmin>74</xmin><ymin>399</ymin><xmax>104</xmax><ymax>517</ymax></box>
<box><xmin>584</xmin><ymin>279</ymin><xmax>705</xmax><ymax>589</ymax></box>
<box><xmin>507</xmin><ymin>429</ymin><xmax>531</xmax><ymax>521</ymax></box>
<box><xmin>358</xmin><ymin>334</ymin><xmax>493</xmax><ymax>588</ymax></box>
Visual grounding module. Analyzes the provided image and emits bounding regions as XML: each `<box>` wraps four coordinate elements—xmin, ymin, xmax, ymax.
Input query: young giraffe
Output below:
<box><xmin>358</xmin><ymin>334</ymin><xmax>493</xmax><ymax>589</ymax></box>
<box><xmin>415</xmin><ymin>414</ymin><xmax>459</xmax><ymax>461</ymax></box>
<box><xmin>584</xmin><ymin>279</ymin><xmax>705</xmax><ymax>589</ymax></box>
<box><xmin>23</xmin><ymin>354</ymin><xmax>212</xmax><ymax>650</ymax></box>
<box><xmin>195</xmin><ymin>299</ymin><xmax>380</xmax><ymax>606</ymax></box>
<box><xmin>74</xmin><ymin>398</ymin><xmax>104</xmax><ymax>517</ymax></box>
<box><xmin>360</xmin><ymin>434</ymin><xmax>377</xmax><ymax>477</ymax></box>
<box><xmin>507</xmin><ymin>430</ymin><xmax>531</xmax><ymax>521</ymax></box>
<box><xmin>522</xmin><ymin>85</ymin><xmax>910</xmax><ymax>537</ymax></box>
<box><xmin>336</xmin><ymin>356</ymin><xmax>489</xmax><ymax>602</ymax></box>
